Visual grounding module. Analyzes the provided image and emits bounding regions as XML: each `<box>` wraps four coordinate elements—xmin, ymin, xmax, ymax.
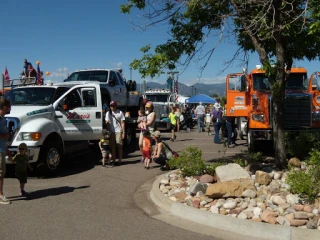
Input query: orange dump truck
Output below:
<box><xmin>225</xmin><ymin>66</ymin><xmax>320</xmax><ymax>151</ymax></box>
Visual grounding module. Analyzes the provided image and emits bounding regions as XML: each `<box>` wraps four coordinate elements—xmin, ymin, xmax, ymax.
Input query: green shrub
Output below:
<box><xmin>285</xmin><ymin>131</ymin><xmax>320</xmax><ymax>160</ymax></box>
<box><xmin>205</xmin><ymin>162</ymin><xmax>225</xmax><ymax>175</ymax></box>
<box><xmin>286</xmin><ymin>149</ymin><xmax>320</xmax><ymax>202</ymax></box>
<box><xmin>249</xmin><ymin>152</ymin><xmax>263</xmax><ymax>162</ymax></box>
<box><xmin>233</xmin><ymin>157</ymin><xmax>247</xmax><ymax>167</ymax></box>
<box><xmin>168</xmin><ymin>147</ymin><xmax>206</xmax><ymax>177</ymax></box>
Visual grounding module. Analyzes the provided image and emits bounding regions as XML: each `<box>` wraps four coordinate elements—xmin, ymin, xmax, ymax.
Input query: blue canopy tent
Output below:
<box><xmin>185</xmin><ymin>94</ymin><xmax>216</xmax><ymax>104</ymax></box>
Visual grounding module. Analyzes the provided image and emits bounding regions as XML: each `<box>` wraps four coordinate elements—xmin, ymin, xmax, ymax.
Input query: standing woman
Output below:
<box><xmin>175</xmin><ymin>107</ymin><xmax>181</xmax><ymax>132</ymax></box>
<box><xmin>139</xmin><ymin>101</ymin><xmax>156</xmax><ymax>161</ymax></box>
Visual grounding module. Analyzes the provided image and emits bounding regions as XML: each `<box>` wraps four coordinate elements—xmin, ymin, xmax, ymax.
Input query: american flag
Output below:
<box><xmin>175</xmin><ymin>79</ymin><xmax>178</xmax><ymax>102</ymax></box>
<box><xmin>3</xmin><ymin>67</ymin><xmax>10</xmax><ymax>81</ymax></box>
<box><xmin>36</xmin><ymin>64</ymin><xmax>43</xmax><ymax>85</ymax></box>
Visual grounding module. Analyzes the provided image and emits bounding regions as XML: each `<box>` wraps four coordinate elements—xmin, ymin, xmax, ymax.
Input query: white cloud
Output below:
<box><xmin>46</xmin><ymin>67</ymin><xmax>69</xmax><ymax>82</ymax></box>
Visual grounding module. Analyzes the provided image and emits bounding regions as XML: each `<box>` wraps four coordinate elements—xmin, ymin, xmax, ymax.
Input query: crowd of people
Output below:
<box><xmin>0</xmin><ymin>94</ymin><xmax>238</xmax><ymax>205</ymax></box>
<box><xmin>191</xmin><ymin>100</ymin><xmax>238</xmax><ymax>148</ymax></box>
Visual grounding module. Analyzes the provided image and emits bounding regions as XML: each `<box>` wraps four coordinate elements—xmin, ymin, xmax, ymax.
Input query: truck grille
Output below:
<box><xmin>269</xmin><ymin>94</ymin><xmax>312</xmax><ymax>128</ymax></box>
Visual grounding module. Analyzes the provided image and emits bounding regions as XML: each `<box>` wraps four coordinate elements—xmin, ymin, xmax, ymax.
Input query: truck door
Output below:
<box><xmin>309</xmin><ymin>72</ymin><xmax>320</xmax><ymax>110</ymax></box>
<box><xmin>53</xmin><ymin>85</ymin><xmax>103</xmax><ymax>141</ymax></box>
<box><xmin>115</xmin><ymin>71</ymin><xmax>127</xmax><ymax>106</ymax></box>
<box><xmin>109</xmin><ymin>71</ymin><xmax>122</xmax><ymax>106</ymax></box>
<box><xmin>225</xmin><ymin>73</ymin><xmax>248</xmax><ymax>117</ymax></box>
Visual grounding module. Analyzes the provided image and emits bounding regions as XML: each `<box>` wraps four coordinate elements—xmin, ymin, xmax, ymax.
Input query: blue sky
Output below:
<box><xmin>1</xmin><ymin>0</ymin><xmax>319</xmax><ymax>86</ymax></box>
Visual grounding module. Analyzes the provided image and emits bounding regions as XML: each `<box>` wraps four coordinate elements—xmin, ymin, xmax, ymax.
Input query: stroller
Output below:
<box><xmin>180</xmin><ymin>113</ymin><xmax>195</xmax><ymax>131</ymax></box>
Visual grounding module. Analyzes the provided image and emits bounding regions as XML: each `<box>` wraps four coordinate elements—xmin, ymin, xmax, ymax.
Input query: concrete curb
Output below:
<box><xmin>150</xmin><ymin>172</ymin><xmax>320</xmax><ymax>240</ymax></box>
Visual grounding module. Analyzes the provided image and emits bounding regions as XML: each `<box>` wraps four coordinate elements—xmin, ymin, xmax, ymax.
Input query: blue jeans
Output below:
<box><xmin>226</xmin><ymin>120</ymin><xmax>238</xmax><ymax>145</ymax></box>
<box><xmin>197</xmin><ymin>114</ymin><xmax>204</xmax><ymax>132</ymax></box>
<box><xmin>213</xmin><ymin>121</ymin><xmax>222</xmax><ymax>143</ymax></box>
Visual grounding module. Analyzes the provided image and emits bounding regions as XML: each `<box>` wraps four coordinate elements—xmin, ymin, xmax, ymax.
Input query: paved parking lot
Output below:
<box><xmin>0</xmin><ymin>129</ymin><xmax>249</xmax><ymax>240</ymax></box>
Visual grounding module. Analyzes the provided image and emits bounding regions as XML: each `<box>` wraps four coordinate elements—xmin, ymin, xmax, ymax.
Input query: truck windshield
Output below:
<box><xmin>4</xmin><ymin>88</ymin><xmax>56</xmax><ymax>106</ymax></box>
<box><xmin>253</xmin><ymin>73</ymin><xmax>308</xmax><ymax>90</ymax></box>
<box><xmin>145</xmin><ymin>95</ymin><xmax>168</xmax><ymax>102</ymax></box>
<box><xmin>252</xmin><ymin>74</ymin><xmax>270</xmax><ymax>91</ymax></box>
<box><xmin>286</xmin><ymin>73</ymin><xmax>308</xmax><ymax>90</ymax></box>
<box><xmin>65</xmin><ymin>71</ymin><xmax>109</xmax><ymax>82</ymax></box>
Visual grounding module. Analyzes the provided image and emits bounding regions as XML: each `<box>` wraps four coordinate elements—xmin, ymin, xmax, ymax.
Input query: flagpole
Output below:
<box><xmin>1</xmin><ymin>74</ymin><xmax>4</xmax><ymax>96</ymax></box>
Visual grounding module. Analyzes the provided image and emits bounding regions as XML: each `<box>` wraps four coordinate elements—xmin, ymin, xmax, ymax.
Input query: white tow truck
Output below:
<box><xmin>3</xmin><ymin>76</ymin><xmax>139</xmax><ymax>174</ymax></box>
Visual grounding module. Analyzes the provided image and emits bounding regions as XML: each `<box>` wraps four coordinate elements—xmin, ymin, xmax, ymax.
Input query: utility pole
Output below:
<box><xmin>167</xmin><ymin>71</ymin><xmax>179</xmax><ymax>102</ymax></box>
<box><xmin>129</xmin><ymin>67</ymin><xmax>132</xmax><ymax>80</ymax></box>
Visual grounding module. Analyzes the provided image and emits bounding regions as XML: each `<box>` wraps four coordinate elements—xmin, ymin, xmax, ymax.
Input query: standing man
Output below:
<box><xmin>105</xmin><ymin>101</ymin><xmax>125</xmax><ymax>166</ymax></box>
<box><xmin>23</xmin><ymin>58</ymin><xmax>32</xmax><ymax>77</ymax></box>
<box><xmin>0</xmin><ymin>98</ymin><xmax>11</xmax><ymax>204</ymax></box>
<box><xmin>211</xmin><ymin>102</ymin><xmax>223</xmax><ymax>144</ymax></box>
<box><xmin>195</xmin><ymin>101</ymin><xmax>205</xmax><ymax>132</ymax></box>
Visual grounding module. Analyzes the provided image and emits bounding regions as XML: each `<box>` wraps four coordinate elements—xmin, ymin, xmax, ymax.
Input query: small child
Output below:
<box><xmin>168</xmin><ymin>106</ymin><xmax>177</xmax><ymax>142</ymax></box>
<box><xmin>99</xmin><ymin>129</ymin><xmax>112</xmax><ymax>168</ymax></box>
<box><xmin>205</xmin><ymin>109</ymin><xmax>212</xmax><ymax>136</ymax></box>
<box><xmin>11</xmin><ymin>143</ymin><xmax>33</xmax><ymax>196</ymax></box>
<box><xmin>142</xmin><ymin>130</ymin><xmax>152</xmax><ymax>170</ymax></box>
<box><xmin>137</xmin><ymin>109</ymin><xmax>147</xmax><ymax>131</ymax></box>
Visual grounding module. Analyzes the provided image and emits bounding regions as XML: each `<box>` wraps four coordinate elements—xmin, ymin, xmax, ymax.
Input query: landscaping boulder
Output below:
<box><xmin>206</xmin><ymin>178</ymin><xmax>255</xmax><ymax>198</ymax></box>
<box><xmin>288</xmin><ymin>157</ymin><xmax>301</xmax><ymax>168</ymax></box>
<box><xmin>215</xmin><ymin>163</ymin><xmax>251</xmax><ymax>182</ymax></box>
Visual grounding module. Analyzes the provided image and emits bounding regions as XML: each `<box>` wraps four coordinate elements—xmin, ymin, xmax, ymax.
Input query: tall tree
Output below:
<box><xmin>121</xmin><ymin>0</ymin><xmax>320</xmax><ymax>167</ymax></box>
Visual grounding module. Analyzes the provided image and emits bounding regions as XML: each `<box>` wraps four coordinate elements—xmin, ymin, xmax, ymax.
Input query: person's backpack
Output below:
<box><xmin>162</xmin><ymin>141</ymin><xmax>179</xmax><ymax>158</ymax></box>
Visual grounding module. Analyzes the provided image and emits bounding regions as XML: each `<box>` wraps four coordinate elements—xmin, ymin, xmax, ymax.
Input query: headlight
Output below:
<box><xmin>312</xmin><ymin>111</ymin><xmax>320</xmax><ymax>122</ymax></box>
<box><xmin>18</xmin><ymin>132</ymin><xmax>42</xmax><ymax>141</ymax></box>
<box><xmin>252</xmin><ymin>114</ymin><xmax>264</xmax><ymax>122</ymax></box>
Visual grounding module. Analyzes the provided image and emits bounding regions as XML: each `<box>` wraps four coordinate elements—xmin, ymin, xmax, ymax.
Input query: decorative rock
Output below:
<box><xmin>199</xmin><ymin>174</ymin><xmax>215</xmax><ymax>183</ymax></box>
<box><xmin>190</xmin><ymin>182</ymin><xmax>208</xmax><ymax>195</ymax></box>
<box><xmin>294</xmin><ymin>212</ymin><xmax>309</xmax><ymax>219</ymax></box>
<box><xmin>192</xmin><ymin>199</ymin><xmax>200</xmax><ymax>208</ymax></box>
<box><xmin>303</xmin><ymin>205</ymin><xmax>313</xmax><ymax>213</ymax></box>
<box><xmin>160</xmin><ymin>179</ymin><xmax>169</xmax><ymax>185</ymax></box>
<box><xmin>253</xmin><ymin>207</ymin><xmax>262</xmax><ymax>216</ymax></box>
<box><xmin>242</xmin><ymin>189</ymin><xmax>257</xmax><ymax>198</ymax></box>
<box><xmin>174</xmin><ymin>192</ymin><xmax>188</xmax><ymax>202</ymax></box>
<box><xmin>274</xmin><ymin>172</ymin><xmax>281</xmax><ymax>180</ymax></box>
<box><xmin>271</xmin><ymin>195</ymin><xmax>287</xmax><ymax>206</ymax></box>
<box><xmin>238</xmin><ymin>212</ymin><xmax>247</xmax><ymax>219</ymax></box>
<box><xmin>219</xmin><ymin>208</ymin><xmax>228</xmax><ymax>215</ymax></box>
<box><xmin>206</xmin><ymin>179</ymin><xmax>254</xmax><ymax>198</ymax></box>
<box><xmin>255</xmin><ymin>171</ymin><xmax>272</xmax><ymax>185</ymax></box>
<box><xmin>210</xmin><ymin>206</ymin><xmax>219</xmax><ymax>214</ymax></box>
<box><xmin>215</xmin><ymin>163</ymin><xmax>251</xmax><ymax>182</ymax></box>
<box><xmin>286</xmin><ymin>194</ymin><xmax>299</xmax><ymax>205</ymax></box>
<box><xmin>290</xmin><ymin>219</ymin><xmax>308</xmax><ymax>226</ymax></box>
<box><xmin>223</xmin><ymin>201</ymin><xmax>237</xmax><ymax>209</ymax></box>
<box><xmin>276</xmin><ymin>216</ymin><xmax>286</xmax><ymax>225</ymax></box>
<box><xmin>288</xmin><ymin>157</ymin><xmax>301</xmax><ymax>168</ymax></box>
<box><xmin>307</xmin><ymin>219</ymin><xmax>318</xmax><ymax>229</ymax></box>
<box><xmin>313</xmin><ymin>209</ymin><xmax>319</xmax><ymax>216</ymax></box>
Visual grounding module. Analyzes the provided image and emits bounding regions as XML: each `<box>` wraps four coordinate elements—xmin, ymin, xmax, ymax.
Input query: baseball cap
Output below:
<box><xmin>152</xmin><ymin>130</ymin><xmax>161</xmax><ymax>138</ymax></box>
<box><xmin>110</xmin><ymin>101</ymin><xmax>117</xmax><ymax>106</ymax></box>
<box><xmin>145</xmin><ymin>101</ymin><xmax>153</xmax><ymax>108</ymax></box>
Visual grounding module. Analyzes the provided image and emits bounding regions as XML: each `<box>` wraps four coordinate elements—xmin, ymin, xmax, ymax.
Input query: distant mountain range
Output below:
<box><xmin>136</xmin><ymin>81</ymin><xmax>226</xmax><ymax>97</ymax></box>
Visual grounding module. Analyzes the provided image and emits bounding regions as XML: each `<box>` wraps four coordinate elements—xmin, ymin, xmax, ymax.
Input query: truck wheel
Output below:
<box><xmin>125</xmin><ymin>127</ymin><xmax>133</xmax><ymax>146</ymax></box>
<box><xmin>38</xmin><ymin>141</ymin><xmax>62</xmax><ymax>175</ymax></box>
<box><xmin>247</xmin><ymin>130</ymin><xmax>255</xmax><ymax>152</ymax></box>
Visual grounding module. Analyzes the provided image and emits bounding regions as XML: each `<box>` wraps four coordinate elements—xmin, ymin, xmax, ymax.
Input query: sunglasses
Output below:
<box><xmin>19</xmin><ymin>148</ymin><xmax>26</xmax><ymax>150</ymax></box>
<box><xmin>110</xmin><ymin>105</ymin><xmax>116</xmax><ymax>107</ymax></box>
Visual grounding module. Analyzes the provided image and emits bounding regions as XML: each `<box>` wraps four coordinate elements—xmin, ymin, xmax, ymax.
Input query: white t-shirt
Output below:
<box><xmin>205</xmin><ymin>113</ymin><xmax>211</xmax><ymax>123</ymax></box>
<box><xmin>105</xmin><ymin>109</ymin><xmax>125</xmax><ymax>133</ymax></box>
<box><xmin>195</xmin><ymin>105</ymin><xmax>205</xmax><ymax>115</ymax></box>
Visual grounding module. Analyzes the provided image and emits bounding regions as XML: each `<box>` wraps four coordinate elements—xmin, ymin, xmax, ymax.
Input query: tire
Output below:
<box><xmin>247</xmin><ymin>130</ymin><xmax>255</xmax><ymax>153</ymax></box>
<box><xmin>37</xmin><ymin>140</ymin><xmax>62</xmax><ymax>175</ymax></box>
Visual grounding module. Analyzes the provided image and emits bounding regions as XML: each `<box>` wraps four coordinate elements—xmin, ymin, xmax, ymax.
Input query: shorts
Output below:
<box><xmin>170</xmin><ymin>124</ymin><xmax>176</xmax><ymax>131</ymax></box>
<box><xmin>101</xmin><ymin>150</ymin><xmax>110</xmax><ymax>158</ymax></box>
<box><xmin>16</xmin><ymin>172</ymin><xmax>27</xmax><ymax>184</ymax></box>
<box><xmin>110</xmin><ymin>132</ymin><xmax>123</xmax><ymax>146</ymax></box>
<box><xmin>142</xmin><ymin>150</ymin><xmax>151</xmax><ymax>159</ymax></box>
<box><xmin>0</xmin><ymin>153</ymin><xmax>5</xmax><ymax>178</ymax></box>
<box><xmin>206</xmin><ymin>122</ymin><xmax>211</xmax><ymax>128</ymax></box>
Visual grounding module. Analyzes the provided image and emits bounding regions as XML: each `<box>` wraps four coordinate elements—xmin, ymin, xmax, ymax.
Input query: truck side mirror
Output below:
<box><xmin>240</xmin><ymin>75</ymin><xmax>247</xmax><ymax>92</ymax></box>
